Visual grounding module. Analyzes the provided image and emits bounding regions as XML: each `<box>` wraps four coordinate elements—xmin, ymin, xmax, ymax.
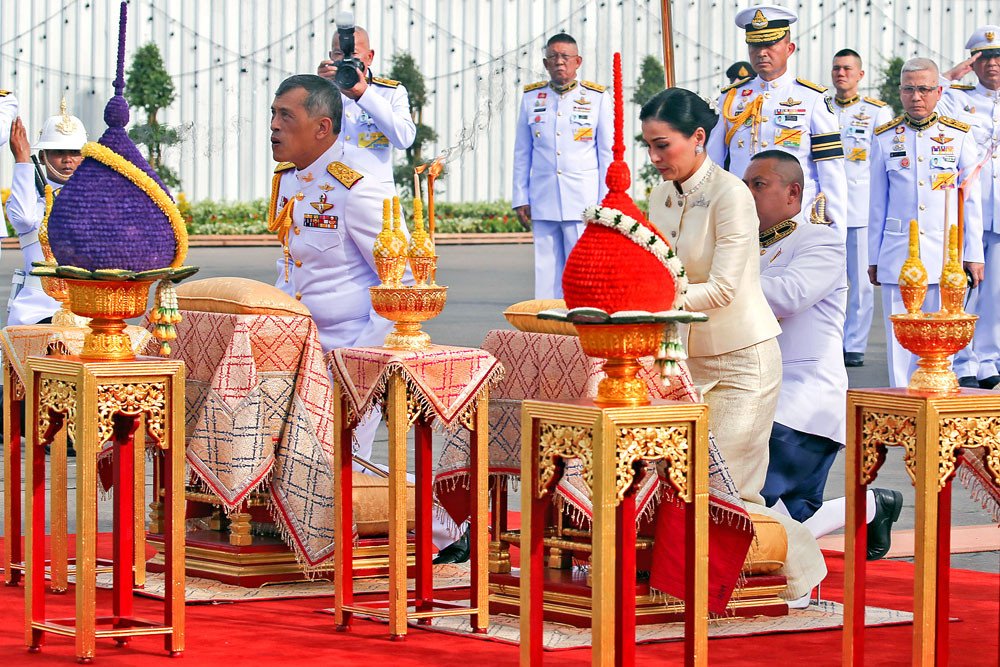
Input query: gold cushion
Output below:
<box><xmin>743</xmin><ymin>513</ymin><xmax>788</xmax><ymax>575</ymax></box>
<box><xmin>352</xmin><ymin>471</ymin><xmax>415</xmax><ymax>537</ymax></box>
<box><xmin>175</xmin><ymin>277</ymin><xmax>311</xmax><ymax>316</ymax></box>
<box><xmin>502</xmin><ymin>299</ymin><xmax>577</xmax><ymax>337</ymax></box>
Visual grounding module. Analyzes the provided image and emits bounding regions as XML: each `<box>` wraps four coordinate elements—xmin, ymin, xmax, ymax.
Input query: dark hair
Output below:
<box><xmin>275</xmin><ymin>74</ymin><xmax>343</xmax><ymax>134</ymax></box>
<box><xmin>750</xmin><ymin>149</ymin><xmax>804</xmax><ymax>188</ymax></box>
<box><xmin>833</xmin><ymin>48</ymin><xmax>863</xmax><ymax>66</ymax></box>
<box><xmin>639</xmin><ymin>88</ymin><xmax>718</xmax><ymax>141</ymax></box>
<box><xmin>546</xmin><ymin>33</ymin><xmax>577</xmax><ymax>49</ymax></box>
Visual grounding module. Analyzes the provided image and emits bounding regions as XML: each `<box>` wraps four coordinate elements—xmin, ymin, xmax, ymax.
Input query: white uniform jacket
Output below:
<box><xmin>708</xmin><ymin>70</ymin><xmax>848</xmax><ymax>233</ymax></box>
<box><xmin>939</xmin><ymin>82</ymin><xmax>1000</xmax><ymax>233</ymax></box>
<box><xmin>868</xmin><ymin>113</ymin><xmax>985</xmax><ymax>284</ymax></box>
<box><xmin>0</xmin><ymin>89</ymin><xmax>17</xmax><ymax>148</ymax></box>
<box><xmin>512</xmin><ymin>79</ymin><xmax>613</xmax><ymax>221</ymax></box>
<box><xmin>335</xmin><ymin>74</ymin><xmax>415</xmax><ymax>189</ymax></box>
<box><xmin>834</xmin><ymin>96</ymin><xmax>895</xmax><ymax>228</ymax></box>
<box><xmin>270</xmin><ymin>142</ymin><xmax>399</xmax><ymax>352</ymax></box>
<box><xmin>760</xmin><ymin>211</ymin><xmax>848</xmax><ymax>444</ymax></box>
<box><xmin>5</xmin><ymin>163</ymin><xmax>61</xmax><ymax>325</ymax></box>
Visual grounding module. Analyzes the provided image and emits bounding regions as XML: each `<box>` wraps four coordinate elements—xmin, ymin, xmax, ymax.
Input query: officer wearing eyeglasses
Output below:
<box><xmin>937</xmin><ymin>26</ymin><xmax>1000</xmax><ymax>390</ymax></box>
<box><xmin>512</xmin><ymin>32</ymin><xmax>612</xmax><ymax>299</ymax></box>
<box><xmin>868</xmin><ymin>57</ymin><xmax>985</xmax><ymax>388</ymax></box>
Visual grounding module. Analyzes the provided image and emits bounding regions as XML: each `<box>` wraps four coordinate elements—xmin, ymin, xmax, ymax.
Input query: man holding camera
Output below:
<box><xmin>317</xmin><ymin>18</ymin><xmax>415</xmax><ymax>196</ymax></box>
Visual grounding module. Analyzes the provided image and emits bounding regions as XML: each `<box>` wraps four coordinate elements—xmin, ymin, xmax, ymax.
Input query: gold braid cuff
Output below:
<box><xmin>724</xmin><ymin>90</ymin><xmax>764</xmax><ymax>147</ymax></box>
<box><xmin>81</xmin><ymin>142</ymin><xmax>188</xmax><ymax>268</ymax></box>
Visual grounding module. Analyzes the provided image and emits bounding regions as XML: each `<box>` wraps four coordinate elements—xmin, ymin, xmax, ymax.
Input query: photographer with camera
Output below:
<box><xmin>317</xmin><ymin>13</ymin><xmax>415</xmax><ymax>192</ymax></box>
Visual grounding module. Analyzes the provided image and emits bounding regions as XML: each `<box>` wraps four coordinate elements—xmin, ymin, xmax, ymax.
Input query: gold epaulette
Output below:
<box><xmin>523</xmin><ymin>81</ymin><xmax>547</xmax><ymax>92</ymax></box>
<box><xmin>371</xmin><ymin>76</ymin><xmax>400</xmax><ymax>88</ymax></box>
<box><xmin>274</xmin><ymin>162</ymin><xmax>295</xmax><ymax>173</ymax></box>
<box><xmin>874</xmin><ymin>115</ymin><xmax>904</xmax><ymax>135</ymax></box>
<box><xmin>581</xmin><ymin>80</ymin><xmax>606</xmax><ymax>92</ymax></box>
<box><xmin>863</xmin><ymin>96</ymin><xmax>887</xmax><ymax>107</ymax></box>
<box><xmin>721</xmin><ymin>76</ymin><xmax>753</xmax><ymax>93</ymax></box>
<box><xmin>939</xmin><ymin>115</ymin><xmax>971</xmax><ymax>132</ymax></box>
<box><xmin>0</xmin><ymin>90</ymin><xmax>10</xmax><ymax>97</ymax></box>
<box><xmin>796</xmin><ymin>77</ymin><xmax>828</xmax><ymax>93</ymax></box>
<box><xmin>950</xmin><ymin>83</ymin><xmax>975</xmax><ymax>91</ymax></box>
<box><xmin>327</xmin><ymin>161</ymin><xmax>364</xmax><ymax>189</ymax></box>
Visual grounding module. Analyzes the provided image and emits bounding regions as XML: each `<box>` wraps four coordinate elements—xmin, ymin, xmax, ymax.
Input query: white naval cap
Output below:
<box><xmin>965</xmin><ymin>25</ymin><xmax>1000</xmax><ymax>55</ymax></box>
<box><xmin>735</xmin><ymin>4</ymin><xmax>798</xmax><ymax>45</ymax></box>
<box><xmin>33</xmin><ymin>98</ymin><xmax>87</xmax><ymax>151</ymax></box>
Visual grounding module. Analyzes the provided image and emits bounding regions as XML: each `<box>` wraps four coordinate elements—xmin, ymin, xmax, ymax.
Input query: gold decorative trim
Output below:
<box><xmin>860</xmin><ymin>410</ymin><xmax>916</xmax><ymax>484</ymax></box>
<box><xmin>38</xmin><ymin>378</ymin><xmax>78</xmax><ymax>446</ymax></box>
<box><xmin>618</xmin><ymin>425</ymin><xmax>689</xmax><ymax>500</ymax></box>
<box><xmin>95</xmin><ymin>381</ymin><xmax>167</xmax><ymax>448</ymax></box>
<box><xmin>537</xmin><ymin>422</ymin><xmax>593</xmax><ymax>498</ymax></box>
<box><xmin>938</xmin><ymin>416</ymin><xmax>1000</xmax><ymax>488</ymax></box>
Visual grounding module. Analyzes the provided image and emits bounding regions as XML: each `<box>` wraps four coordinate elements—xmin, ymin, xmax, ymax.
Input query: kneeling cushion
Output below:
<box><xmin>353</xmin><ymin>471</ymin><xmax>416</xmax><ymax>537</ymax></box>
<box><xmin>176</xmin><ymin>277</ymin><xmax>311</xmax><ymax>317</ymax></box>
<box><xmin>743</xmin><ymin>513</ymin><xmax>788</xmax><ymax>575</ymax></box>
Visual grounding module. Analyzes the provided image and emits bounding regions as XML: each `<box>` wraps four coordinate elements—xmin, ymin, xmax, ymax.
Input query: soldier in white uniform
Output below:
<box><xmin>747</xmin><ymin>151</ymin><xmax>903</xmax><ymax>560</ymax></box>
<box><xmin>707</xmin><ymin>4</ymin><xmax>849</xmax><ymax>237</ymax></box>
<box><xmin>317</xmin><ymin>24</ymin><xmax>416</xmax><ymax>197</ymax></box>
<box><xmin>868</xmin><ymin>58</ymin><xmax>985</xmax><ymax>388</ymax></box>
<box><xmin>830</xmin><ymin>49</ymin><xmax>894</xmax><ymax>368</ymax></box>
<box><xmin>938</xmin><ymin>27</ymin><xmax>1000</xmax><ymax>389</ymax></box>
<box><xmin>6</xmin><ymin>100</ymin><xmax>87</xmax><ymax>326</ymax></box>
<box><xmin>512</xmin><ymin>32</ymin><xmax>613</xmax><ymax>299</ymax></box>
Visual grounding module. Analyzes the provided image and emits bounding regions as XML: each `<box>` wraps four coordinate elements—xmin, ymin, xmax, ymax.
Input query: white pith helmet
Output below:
<box><xmin>33</xmin><ymin>98</ymin><xmax>88</xmax><ymax>151</ymax></box>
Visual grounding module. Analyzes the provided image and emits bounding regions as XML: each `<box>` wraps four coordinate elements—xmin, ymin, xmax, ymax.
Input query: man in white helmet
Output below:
<box><xmin>5</xmin><ymin>100</ymin><xmax>88</xmax><ymax>326</ymax></box>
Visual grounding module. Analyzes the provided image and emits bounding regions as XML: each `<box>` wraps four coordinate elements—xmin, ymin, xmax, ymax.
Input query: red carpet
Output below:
<box><xmin>0</xmin><ymin>536</ymin><xmax>996</xmax><ymax>666</ymax></box>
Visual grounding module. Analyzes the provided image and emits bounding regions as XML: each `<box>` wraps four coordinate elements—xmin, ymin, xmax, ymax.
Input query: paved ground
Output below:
<box><xmin>0</xmin><ymin>244</ymin><xmax>996</xmax><ymax>572</ymax></box>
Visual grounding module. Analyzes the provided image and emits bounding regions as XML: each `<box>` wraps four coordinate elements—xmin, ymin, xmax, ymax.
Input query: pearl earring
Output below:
<box><xmin>695</xmin><ymin>144</ymin><xmax>704</xmax><ymax>155</ymax></box>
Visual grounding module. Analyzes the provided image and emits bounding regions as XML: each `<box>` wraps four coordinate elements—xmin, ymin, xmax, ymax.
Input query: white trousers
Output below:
<box><xmin>973</xmin><ymin>232</ymin><xmax>1000</xmax><ymax>380</ymax></box>
<box><xmin>844</xmin><ymin>226</ymin><xmax>874</xmax><ymax>354</ymax></box>
<box><xmin>532</xmin><ymin>219</ymin><xmax>585</xmax><ymax>299</ymax></box>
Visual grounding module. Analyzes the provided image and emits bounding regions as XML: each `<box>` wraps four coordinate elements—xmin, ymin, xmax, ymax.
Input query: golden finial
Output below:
<box><xmin>373</xmin><ymin>198</ymin><xmax>407</xmax><ymax>285</ymax></box>
<box><xmin>55</xmin><ymin>97</ymin><xmax>78</xmax><ymax>135</ymax></box>
<box><xmin>407</xmin><ymin>197</ymin><xmax>437</xmax><ymax>286</ymax></box>
<box><xmin>391</xmin><ymin>196</ymin><xmax>407</xmax><ymax>248</ymax></box>
<box><xmin>939</xmin><ymin>224</ymin><xmax>967</xmax><ymax>313</ymax></box>
<box><xmin>898</xmin><ymin>219</ymin><xmax>928</xmax><ymax>314</ymax></box>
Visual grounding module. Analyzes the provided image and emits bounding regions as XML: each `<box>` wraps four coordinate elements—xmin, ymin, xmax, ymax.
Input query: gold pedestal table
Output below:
<box><xmin>843</xmin><ymin>388</ymin><xmax>1000</xmax><ymax>666</ymax></box>
<box><xmin>23</xmin><ymin>354</ymin><xmax>186</xmax><ymax>661</ymax></box>
<box><xmin>328</xmin><ymin>344</ymin><xmax>503</xmax><ymax>638</ymax></box>
<box><xmin>519</xmin><ymin>398</ymin><xmax>710</xmax><ymax>667</ymax></box>
<box><xmin>2</xmin><ymin>325</ymin><xmax>152</xmax><ymax>589</ymax></box>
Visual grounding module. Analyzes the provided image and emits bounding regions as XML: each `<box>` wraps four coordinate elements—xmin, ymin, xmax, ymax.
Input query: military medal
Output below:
<box><xmin>318</xmin><ymin>183</ymin><xmax>334</xmax><ymax>192</ymax></box>
<box><xmin>310</xmin><ymin>192</ymin><xmax>334</xmax><ymax>214</ymax></box>
<box><xmin>900</xmin><ymin>157</ymin><xmax>910</xmax><ymax>168</ymax></box>
<box><xmin>780</xmin><ymin>97</ymin><xmax>801</xmax><ymax>106</ymax></box>
<box><xmin>896</xmin><ymin>125</ymin><xmax>906</xmax><ymax>134</ymax></box>
<box><xmin>301</xmin><ymin>172</ymin><xmax>314</xmax><ymax>183</ymax></box>
<box><xmin>931</xmin><ymin>132</ymin><xmax>953</xmax><ymax>144</ymax></box>
<box><xmin>664</xmin><ymin>196</ymin><xmax>672</xmax><ymax>208</ymax></box>
<box><xmin>853</xmin><ymin>111</ymin><xmax>870</xmax><ymax>121</ymax></box>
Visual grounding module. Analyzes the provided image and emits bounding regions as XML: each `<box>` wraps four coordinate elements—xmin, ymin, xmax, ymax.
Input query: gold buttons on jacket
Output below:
<box><xmin>295</xmin><ymin>259</ymin><xmax>302</xmax><ymax>267</ymax></box>
<box><xmin>295</xmin><ymin>292</ymin><xmax>302</xmax><ymax>300</ymax></box>
<box><xmin>294</xmin><ymin>227</ymin><xmax>300</xmax><ymax>235</ymax></box>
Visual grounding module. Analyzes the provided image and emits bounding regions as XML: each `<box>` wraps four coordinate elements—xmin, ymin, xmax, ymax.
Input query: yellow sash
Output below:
<box><xmin>268</xmin><ymin>172</ymin><xmax>297</xmax><ymax>281</ymax></box>
<box><xmin>723</xmin><ymin>89</ymin><xmax>764</xmax><ymax>147</ymax></box>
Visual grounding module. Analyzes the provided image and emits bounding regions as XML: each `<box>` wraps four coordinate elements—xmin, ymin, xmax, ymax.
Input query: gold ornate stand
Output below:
<box><xmin>24</xmin><ymin>355</ymin><xmax>186</xmax><ymax>661</ymax></box>
<box><xmin>843</xmin><ymin>388</ymin><xmax>1000</xmax><ymax>666</ymax></box>
<box><xmin>519</xmin><ymin>398</ymin><xmax>709</xmax><ymax>667</ymax></box>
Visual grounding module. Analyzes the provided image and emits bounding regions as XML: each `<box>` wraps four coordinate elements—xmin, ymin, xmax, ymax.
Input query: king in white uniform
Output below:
<box><xmin>938</xmin><ymin>26</ymin><xmax>1000</xmax><ymax>388</ymax></box>
<box><xmin>868</xmin><ymin>58</ymin><xmax>985</xmax><ymax>388</ymax></box>
<box><xmin>708</xmin><ymin>4</ymin><xmax>848</xmax><ymax>236</ymax></box>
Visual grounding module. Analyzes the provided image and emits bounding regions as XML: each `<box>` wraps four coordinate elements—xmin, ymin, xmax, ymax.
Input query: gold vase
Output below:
<box><xmin>65</xmin><ymin>279</ymin><xmax>154</xmax><ymax>360</ymax></box>
<box><xmin>899</xmin><ymin>284</ymin><xmax>928</xmax><ymax>315</ymax></box>
<box><xmin>40</xmin><ymin>274</ymin><xmax>83</xmax><ymax>327</ymax></box>
<box><xmin>890</xmin><ymin>313</ymin><xmax>977</xmax><ymax>393</ymax></box>
<box><xmin>409</xmin><ymin>256</ymin><xmax>436</xmax><ymax>287</ymax></box>
<box><xmin>374</xmin><ymin>256</ymin><xmax>407</xmax><ymax>287</ymax></box>
<box><xmin>369</xmin><ymin>285</ymin><xmax>447</xmax><ymax>351</ymax></box>
<box><xmin>575</xmin><ymin>323</ymin><xmax>664</xmax><ymax>406</ymax></box>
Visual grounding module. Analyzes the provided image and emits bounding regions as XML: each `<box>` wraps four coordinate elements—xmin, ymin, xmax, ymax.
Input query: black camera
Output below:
<box><xmin>334</xmin><ymin>11</ymin><xmax>364</xmax><ymax>89</ymax></box>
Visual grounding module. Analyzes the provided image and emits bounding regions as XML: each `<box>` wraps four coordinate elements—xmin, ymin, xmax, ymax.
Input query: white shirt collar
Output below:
<box><xmin>975</xmin><ymin>81</ymin><xmax>1000</xmax><ymax>100</ymax></box>
<box><xmin>295</xmin><ymin>142</ymin><xmax>343</xmax><ymax>183</ymax></box>
<box><xmin>757</xmin><ymin>69</ymin><xmax>795</xmax><ymax>92</ymax></box>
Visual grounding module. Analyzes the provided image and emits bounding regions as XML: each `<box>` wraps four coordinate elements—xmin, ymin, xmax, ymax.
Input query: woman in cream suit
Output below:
<box><xmin>642</xmin><ymin>88</ymin><xmax>825</xmax><ymax>605</ymax></box>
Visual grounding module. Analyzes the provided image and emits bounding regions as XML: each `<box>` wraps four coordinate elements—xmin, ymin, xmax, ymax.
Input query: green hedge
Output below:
<box><xmin>181</xmin><ymin>196</ymin><xmax>529</xmax><ymax>235</ymax></box>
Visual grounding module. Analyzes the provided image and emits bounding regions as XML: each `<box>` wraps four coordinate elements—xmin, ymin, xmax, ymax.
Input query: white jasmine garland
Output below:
<box><xmin>583</xmin><ymin>205</ymin><xmax>688</xmax><ymax>309</ymax></box>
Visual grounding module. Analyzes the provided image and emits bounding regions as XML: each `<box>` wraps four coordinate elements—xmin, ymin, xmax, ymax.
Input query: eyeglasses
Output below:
<box><xmin>899</xmin><ymin>85</ymin><xmax>938</xmax><ymax>96</ymax></box>
<box><xmin>544</xmin><ymin>53</ymin><xmax>578</xmax><ymax>63</ymax></box>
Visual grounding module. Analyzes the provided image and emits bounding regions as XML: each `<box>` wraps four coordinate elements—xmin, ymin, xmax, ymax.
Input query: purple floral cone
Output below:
<box><xmin>47</xmin><ymin>1</ymin><xmax>178</xmax><ymax>272</ymax></box>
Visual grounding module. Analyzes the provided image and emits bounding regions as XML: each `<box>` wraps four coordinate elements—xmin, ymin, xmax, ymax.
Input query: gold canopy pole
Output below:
<box><xmin>660</xmin><ymin>0</ymin><xmax>676</xmax><ymax>87</ymax></box>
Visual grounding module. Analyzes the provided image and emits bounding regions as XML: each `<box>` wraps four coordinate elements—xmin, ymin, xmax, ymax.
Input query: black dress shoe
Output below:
<box><xmin>843</xmin><ymin>352</ymin><xmax>865</xmax><ymax>367</ymax></box>
<box><xmin>958</xmin><ymin>376</ymin><xmax>981</xmax><ymax>389</ymax></box>
<box><xmin>867</xmin><ymin>488</ymin><xmax>903</xmax><ymax>561</ymax></box>
<box><xmin>432</xmin><ymin>530</ymin><xmax>470</xmax><ymax>564</ymax></box>
<box><xmin>980</xmin><ymin>375</ymin><xmax>1000</xmax><ymax>390</ymax></box>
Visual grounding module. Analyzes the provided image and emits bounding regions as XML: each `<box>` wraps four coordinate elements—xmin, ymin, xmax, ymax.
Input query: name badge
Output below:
<box><xmin>570</xmin><ymin>113</ymin><xmax>591</xmax><ymax>125</ymax></box>
<box><xmin>303</xmin><ymin>213</ymin><xmax>339</xmax><ymax>229</ymax></box>
<box><xmin>358</xmin><ymin>111</ymin><xmax>374</xmax><ymax>126</ymax></box>
<box><xmin>931</xmin><ymin>156</ymin><xmax>957</xmax><ymax>168</ymax></box>
<box><xmin>573</xmin><ymin>127</ymin><xmax>594</xmax><ymax>141</ymax></box>
<box><xmin>889</xmin><ymin>149</ymin><xmax>907</xmax><ymax>159</ymax></box>
<box><xmin>847</xmin><ymin>147</ymin><xmax>867</xmax><ymax>161</ymax></box>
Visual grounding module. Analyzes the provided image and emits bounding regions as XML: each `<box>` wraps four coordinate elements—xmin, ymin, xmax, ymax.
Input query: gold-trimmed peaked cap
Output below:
<box><xmin>736</xmin><ymin>4</ymin><xmax>798</xmax><ymax>45</ymax></box>
<box><xmin>966</xmin><ymin>25</ymin><xmax>1000</xmax><ymax>57</ymax></box>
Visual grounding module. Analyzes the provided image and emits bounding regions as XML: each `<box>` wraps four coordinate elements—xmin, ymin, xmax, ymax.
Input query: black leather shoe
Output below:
<box><xmin>979</xmin><ymin>375</ymin><xmax>1000</xmax><ymax>390</ymax></box>
<box><xmin>867</xmin><ymin>488</ymin><xmax>903</xmax><ymax>561</ymax></box>
<box><xmin>958</xmin><ymin>376</ymin><xmax>980</xmax><ymax>389</ymax></box>
<box><xmin>843</xmin><ymin>352</ymin><xmax>865</xmax><ymax>367</ymax></box>
<box><xmin>432</xmin><ymin>530</ymin><xmax>470</xmax><ymax>564</ymax></box>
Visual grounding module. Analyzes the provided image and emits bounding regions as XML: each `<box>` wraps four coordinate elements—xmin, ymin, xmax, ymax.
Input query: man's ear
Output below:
<box><xmin>316</xmin><ymin>116</ymin><xmax>334</xmax><ymax>140</ymax></box>
<box><xmin>789</xmin><ymin>181</ymin><xmax>803</xmax><ymax>203</ymax></box>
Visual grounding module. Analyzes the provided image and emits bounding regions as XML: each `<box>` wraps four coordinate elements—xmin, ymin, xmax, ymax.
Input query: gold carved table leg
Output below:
<box><xmin>3</xmin><ymin>361</ymin><xmax>24</xmax><ymax>586</ymax></box>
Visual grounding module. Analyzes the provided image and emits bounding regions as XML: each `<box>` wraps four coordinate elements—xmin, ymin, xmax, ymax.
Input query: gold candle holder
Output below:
<box><xmin>575</xmin><ymin>322</ymin><xmax>664</xmax><ymax>406</ymax></box>
<box><xmin>369</xmin><ymin>285</ymin><xmax>448</xmax><ymax>351</ymax></box>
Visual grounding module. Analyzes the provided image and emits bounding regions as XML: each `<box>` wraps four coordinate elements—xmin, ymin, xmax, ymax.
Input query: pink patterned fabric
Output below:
<box><xmin>327</xmin><ymin>345</ymin><xmax>504</xmax><ymax>428</ymax></box>
<box><xmin>159</xmin><ymin>310</ymin><xmax>341</xmax><ymax>568</ymax></box>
